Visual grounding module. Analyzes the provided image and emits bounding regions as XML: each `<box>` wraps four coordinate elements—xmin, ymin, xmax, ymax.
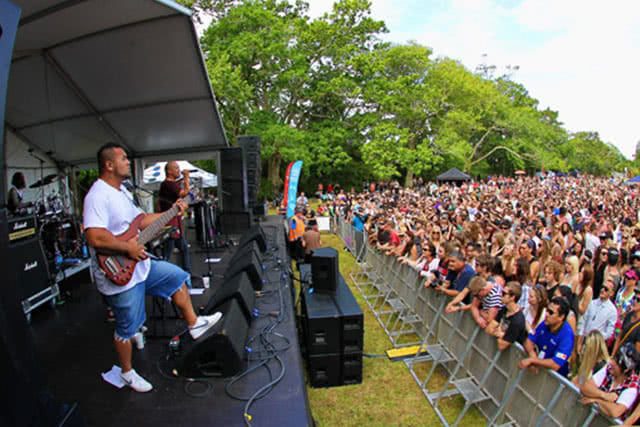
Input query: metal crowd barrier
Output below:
<box><xmin>334</xmin><ymin>219</ymin><xmax>621</xmax><ymax>427</ymax></box>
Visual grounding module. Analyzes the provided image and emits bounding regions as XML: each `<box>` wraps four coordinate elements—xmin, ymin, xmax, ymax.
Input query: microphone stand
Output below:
<box><xmin>28</xmin><ymin>149</ymin><xmax>46</xmax><ymax>210</ymax></box>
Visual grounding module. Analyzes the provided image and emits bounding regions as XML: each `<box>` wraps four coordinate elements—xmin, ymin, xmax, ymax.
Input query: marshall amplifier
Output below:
<box><xmin>7</xmin><ymin>215</ymin><xmax>37</xmax><ymax>244</ymax></box>
<box><xmin>10</xmin><ymin>237</ymin><xmax>51</xmax><ymax>301</ymax></box>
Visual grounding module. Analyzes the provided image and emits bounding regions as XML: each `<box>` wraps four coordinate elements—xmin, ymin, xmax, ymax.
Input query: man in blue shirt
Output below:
<box><xmin>519</xmin><ymin>297</ymin><xmax>575</xmax><ymax>377</ymax></box>
<box><xmin>433</xmin><ymin>250</ymin><xmax>476</xmax><ymax>299</ymax></box>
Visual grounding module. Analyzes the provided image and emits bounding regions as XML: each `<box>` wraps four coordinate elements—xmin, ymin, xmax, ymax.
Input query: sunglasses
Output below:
<box><xmin>547</xmin><ymin>309</ymin><xmax>556</xmax><ymax>316</ymax></box>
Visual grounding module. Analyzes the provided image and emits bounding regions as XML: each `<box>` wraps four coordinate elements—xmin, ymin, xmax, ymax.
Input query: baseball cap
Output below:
<box><xmin>625</xmin><ymin>269</ymin><xmax>640</xmax><ymax>281</ymax></box>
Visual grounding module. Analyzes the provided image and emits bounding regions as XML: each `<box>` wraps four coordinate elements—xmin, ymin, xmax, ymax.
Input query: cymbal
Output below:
<box><xmin>29</xmin><ymin>174</ymin><xmax>58</xmax><ymax>188</ymax></box>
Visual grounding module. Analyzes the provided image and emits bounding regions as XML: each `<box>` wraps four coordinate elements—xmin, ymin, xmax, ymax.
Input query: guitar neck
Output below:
<box><xmin>138</xmin><ymin>197</ymin><xmax>187</xmax><ymax>245</ymax></box>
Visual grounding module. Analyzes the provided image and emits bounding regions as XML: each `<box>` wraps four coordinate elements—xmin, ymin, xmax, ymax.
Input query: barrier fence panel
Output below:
<box><xmin>334</xmin><ymin>220</ymin><xmax>623</xmax><ymax>427</ymax></box>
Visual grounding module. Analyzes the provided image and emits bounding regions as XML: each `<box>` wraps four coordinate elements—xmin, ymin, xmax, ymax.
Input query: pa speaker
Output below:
<box><xmin>204</xmin><ymin>272</ymin><xmax>255</xmax><ymax>323</ymax></box>
<box><xmin>219</xmin><ymin>147</ymin><xmax>248</xmax><ymax>212</ymax></box>
<box><xmin>219</xmin><ymin>147</ymin><xmax>245</xmax><ymax>181</ymax></box>
<box><xmin>224</xmin><ymin>250</ymin><xmax>264</xmax><ymax>290</ymax></box>
<box><xmin>308</xmin><ymin>353</ymin><xmax>341</xmax><ymax>388</ymax></box>
<box><xmin>175</xmin><ymin>298</ymin><xmax>248</xmax><ymax>378</ymax></box>
<box><xmin>220</xmin><ymin>211</ymin><xmax>252</xmax><ymax>235</ymax></box>
<box><xmin>311</xmin><ymin>248</ymin><xmax>339</xmax><ymax>293</ymax></box>
<box><xmin>238</xmin><ymin>225</ymin><xmax>267</xmax><ymax>252</ymax></box>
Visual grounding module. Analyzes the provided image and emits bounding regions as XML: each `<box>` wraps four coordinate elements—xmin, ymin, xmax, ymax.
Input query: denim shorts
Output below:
<box><xmin>104</xmin><ymin>260</ymin><xmax>189</xmax><ymax>340</ymax></box>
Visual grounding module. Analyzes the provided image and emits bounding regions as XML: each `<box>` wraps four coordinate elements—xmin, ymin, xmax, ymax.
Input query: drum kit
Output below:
<box><xmin>25</xmin><ymin>174</ymin><xmax>84</xmax><ymax>264</ymax></box>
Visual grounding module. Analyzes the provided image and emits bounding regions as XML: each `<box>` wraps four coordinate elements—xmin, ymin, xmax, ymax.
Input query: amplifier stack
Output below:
<box><xmin>299</xmin><ymin>257</ymin><xmax>364</xmax><ymax>388</ymax></box>
<box><xmin>7</xmin><ymin>215</ymin><xmax>57</xmax><ymax>320</ymax></box>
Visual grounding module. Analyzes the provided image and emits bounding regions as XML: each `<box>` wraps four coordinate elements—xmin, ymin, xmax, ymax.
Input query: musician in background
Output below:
<box><xmin>158</xmin><ymin>161</ymin><xmax>192</xmax><ymax>281</ymax></box>
<box><xmin>83</xmin><ymin>143</ymin><xmax>222</xmax><ymax>393</ymax></box>
<box><xmin>8</xmin><ymin>171</ymin><xmax>31</xmax><ymax>215</ymax></box>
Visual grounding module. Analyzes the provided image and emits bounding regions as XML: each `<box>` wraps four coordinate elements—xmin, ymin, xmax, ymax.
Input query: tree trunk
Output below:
<box><xmin>404</xmin><ymin>169</ymin><xmax>414</xmax><ymax>188</ymax></box>
<box><xmin>268</xmin><ymin>154</ymin><xmax>283</xmax><ymax>190</ymax></box>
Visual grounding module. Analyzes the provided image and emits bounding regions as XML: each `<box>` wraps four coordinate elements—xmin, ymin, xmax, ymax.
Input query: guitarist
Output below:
<box><xmin>159</xmin><ymin>161</ymin><xmax>192</xmax><ymax>280</ymax></box>
<box><xmin>83</xmin><ymin>143</ymin><xmax>222</xmax><ymax>393</ymax></box>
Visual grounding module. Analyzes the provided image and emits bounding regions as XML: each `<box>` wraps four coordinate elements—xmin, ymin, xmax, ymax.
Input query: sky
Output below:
<box><xmin>198</xmin><ymin>1</ymin><xmax>640</xmax><ymax>158</ymax></box>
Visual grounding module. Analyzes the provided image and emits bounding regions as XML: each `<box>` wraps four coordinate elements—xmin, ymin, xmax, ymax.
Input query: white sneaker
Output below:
<box><xmin>120</xmin><ymin>369</ymin><xmax>153</xmax><ymax>393</ymax></box>
<box><xmin>189</xmin><ymin>312</ymin><xmax>223</xmax><ymax>340</ymax></box>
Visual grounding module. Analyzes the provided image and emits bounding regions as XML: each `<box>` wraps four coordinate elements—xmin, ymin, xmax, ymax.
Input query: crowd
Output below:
<box><xmin>294</xmin><ymin>174</ymin><xmax>640</xmax><ymax>423</ymax></box>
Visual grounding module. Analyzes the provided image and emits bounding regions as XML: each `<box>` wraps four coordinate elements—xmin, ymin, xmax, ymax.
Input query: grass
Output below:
<box><xmin>303</xmin><ymin>232</ymin><xmax>486</xmax><ymax>427</ymax></box>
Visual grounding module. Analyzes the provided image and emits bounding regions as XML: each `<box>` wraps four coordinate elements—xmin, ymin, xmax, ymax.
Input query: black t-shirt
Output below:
<box><xmin>496</xmin><ymin>306</ymin><xmax>527</xmax><ymax>344</ymax></box>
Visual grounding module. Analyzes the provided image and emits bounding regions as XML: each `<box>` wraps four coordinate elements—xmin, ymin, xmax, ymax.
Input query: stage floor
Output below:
<box><xmin>28</xmin><ymin>216</ymin><xmax>313</xmax><ymax>427</ymax></box>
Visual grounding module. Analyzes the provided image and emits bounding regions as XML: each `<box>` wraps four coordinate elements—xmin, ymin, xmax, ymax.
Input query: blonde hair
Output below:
<box><xmin>577</xmin><ymin>330</ymin><xmax>609</xmax><ymax>385</ymax></box>
<box><xmin>566</xmin><ymin>255</ymin><xmax>580</xmax><ymax>276</ymax></box>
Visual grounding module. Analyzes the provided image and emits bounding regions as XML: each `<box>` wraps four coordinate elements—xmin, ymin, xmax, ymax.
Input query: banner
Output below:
<box><xmin>286</xmin><ymin>160</ymin><xmax>303</xmax><ymax>218</ymax></box>
<box><xmin>282</xmin><ymin>161</ymin><xmax>294</xmax><ymax>212</ymax></box>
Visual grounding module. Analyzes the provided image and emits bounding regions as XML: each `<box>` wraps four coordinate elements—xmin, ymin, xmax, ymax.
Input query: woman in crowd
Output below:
<box><xmin>525</xmin><ymin>284</ymin><xmax>548</xmax><ymax>334</ymax></box>
<box><xmin>574</xmin><ymin>330</ymin><xmax>609</xmax><ymax>386</ymax></box>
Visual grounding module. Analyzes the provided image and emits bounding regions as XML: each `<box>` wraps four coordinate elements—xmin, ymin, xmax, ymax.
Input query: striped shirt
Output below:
<box><xmin>481</xmin><ymin>284</ymin><xmax>504</xmax><ymax>311</ymax></box>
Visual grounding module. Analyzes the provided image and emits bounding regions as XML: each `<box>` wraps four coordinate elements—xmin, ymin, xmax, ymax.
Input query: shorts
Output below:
<box><xmin>104</xmin><ymin>260</ymin><xmax>189</xmax><ymax>340</ymax></box>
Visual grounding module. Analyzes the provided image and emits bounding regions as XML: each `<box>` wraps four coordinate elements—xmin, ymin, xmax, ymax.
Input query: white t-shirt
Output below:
<box><xmin>83</xmin><ymin>179</ymin><xmax>151</xmax><ymax>295</ymax></box>
<box><xmin>592</xmin><ymin>364</ymin><xmax>638</xmax><ymax>410</ymax></box>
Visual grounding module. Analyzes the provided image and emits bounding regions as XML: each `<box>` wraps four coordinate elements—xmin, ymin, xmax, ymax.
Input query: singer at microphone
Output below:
<box><xmin>158</xmin><ymin>161</ymin><xmax>193</xmax><ymax>278</ymax></box>
<box><xmin>176</xmin><ymin>169</ymin><xmax>198</xmax><ymax>181</ymax></box>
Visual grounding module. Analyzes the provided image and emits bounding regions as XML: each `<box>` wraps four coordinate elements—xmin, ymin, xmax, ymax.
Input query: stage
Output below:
<box><xmin>27</xmin><ymin>216</ymin><xmax>313</xmax><ymax>427</ymax></box>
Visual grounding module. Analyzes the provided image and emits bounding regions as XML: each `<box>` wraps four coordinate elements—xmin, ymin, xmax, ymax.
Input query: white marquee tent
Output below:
<box><xmin>5</xmin><ymin>0</ymin><xmax>228</xmax><ymax>177</ymax></box>
<box><xmin>143</xmin><ymin>160</ymin><xmax>217</xmax><ymax>188</ymax></box>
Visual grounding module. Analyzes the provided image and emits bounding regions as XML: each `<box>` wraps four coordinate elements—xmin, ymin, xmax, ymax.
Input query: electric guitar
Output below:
<box><xmin>97</xmin><ymin>195</ymin><xmax>193</xmax><ymax>286</ymax></box>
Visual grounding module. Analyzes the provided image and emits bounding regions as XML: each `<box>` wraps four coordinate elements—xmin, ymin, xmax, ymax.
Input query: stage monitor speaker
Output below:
<box><xmin>224</xmin><ymin>250</ymin><xmax>264</xmax><ymax>290</ymax></box>
<box><xmin>311</xmin><ymin>247</ymin><xmax>339</xmax><ymax>293</ymax></box>
<box><xmin>175</xmin><ymin>298</ymin><xmax>248</xmax><ymax>378</ymax></box>
<box><xmin>231</xmin><ymin>241</ymin><xmax>262</xmax><ymax>266</ymax></box>
<box><xmin>10</xmin><ymin>237</ymin><xmax>51</xmax><ymax>301</ymax></box>
<box><xmin>203</xmin><ymin>272</ymin><xmax>255</xmax><ymax>323</ymax></box>
<box><xmin>220</xmin><ymin>211</ymin><xmax>252</xmax><ymax>235</ymax></box>
<box><xmin>238</xmin><ymin>225</ymin><xmax>267</xmax><ymax>252</ymax></box>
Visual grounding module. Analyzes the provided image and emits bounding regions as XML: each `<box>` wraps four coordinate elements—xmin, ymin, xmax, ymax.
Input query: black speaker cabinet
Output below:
<box><xmin>311</xmin><ymin>247</ymin><xmax>339</xmax><ymax>293</ymax></box>
<box><xmin>300</xmin><ymin>290</ymin><xmax>341</xmax><ymax>355</ymax></box>
<box><xmin>341</xmin><ymin>351</ymin><xmax>363</xmax><ymax>385</ymax></box>
<box><xmin>221</xmin><ymin>181</ymin><xmax>248</xmax><ymax>212</ymax></box>
<box><xmin>204</xmin><ymin>272</ymin><xmax>255</xmax><ymax>323</ymax></box>
<box><xmin>308</xmin><ymin>353</ymin><xmax>341</xmax><ymax>388</ymax></box>
<box><xmin>175</xmin><ymin>299</ymin><xmax>248</xmax><ymax>378</ymax></box>
<box><xmin>307</xmin><ymin>351</ymin><xmax>363</xmax><ymax>388</ymax></box>
<box><xmin>219</xmin><ymin>147</ymin><xmax>246</xmax><ymax>181</ymax></box>
<box><xmin>238</xmin><ymin>225</ymin><xmax>267</xmax><ymax>252</ymax></box>
<box><xmin>238</xmin><ymin>135</ymin><xmax>261</xmax><ymax>153</ymax></box>
<box><xmin>224</xmin><ymin>250</ymin><xmax>264</xmax><ymax>290</ymax></box>
<box><xmin>220</xmin><ymin>211</ymin><xmax>252</xmax><ymax>235</ymax></box>
<box><xmin>10</xmin><ymin>237</ymin><xmax>51</xmax><ymax>301</ymax></box>
<box><xmin>232</xmin><ymin>239</ymin><xmax>262</xmax><ymax>260</ymax></box>
<box><xmin>335</xmin><ymin>275</ymin><xmax>364</xmax><ymax>353</ymax></box>
<box><xmin>219</xmin><ymin>147</ymin><xmax>248</xmax><ymax>212</ymax></box>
